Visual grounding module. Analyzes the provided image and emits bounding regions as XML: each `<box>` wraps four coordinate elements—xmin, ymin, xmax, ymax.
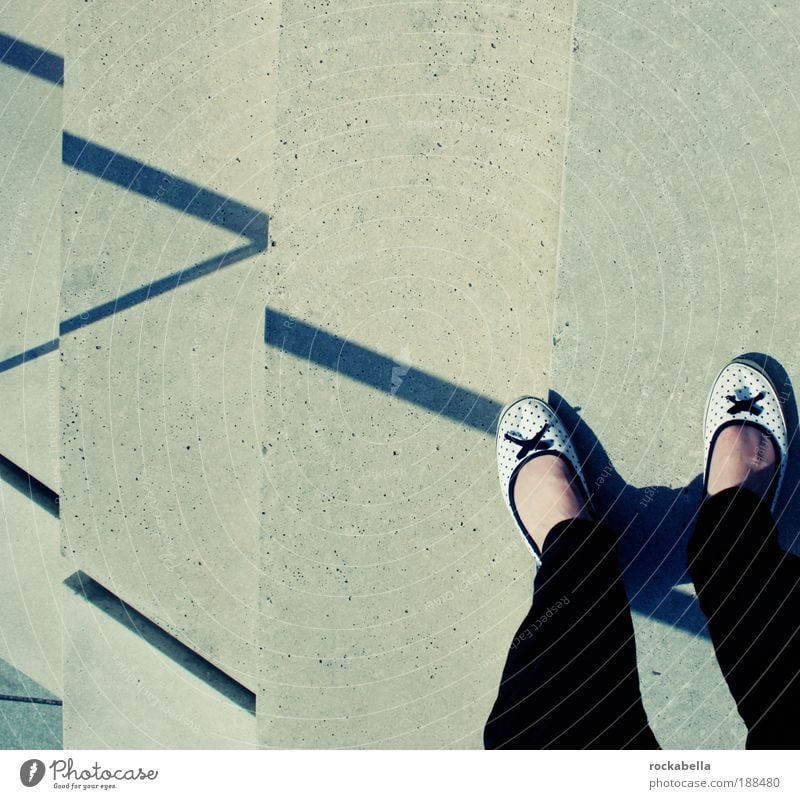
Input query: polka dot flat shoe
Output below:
<box><xmin>703</xmin><ymin>358</ymin><xmax>788</xmax><ymax>513</ymax></box>
<box><xmin>496</xmin><ymin>396</ymin><xmax>591</xmax><ymax>567</ymax></box>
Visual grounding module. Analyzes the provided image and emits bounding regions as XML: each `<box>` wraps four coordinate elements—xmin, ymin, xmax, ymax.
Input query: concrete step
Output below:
<box><xmin>259</xmin><ymin>0</ymin><xmax>574</xmax><ymax>747</ymax></box>
<box><xmin>62</xmin><ymin>571</ymin><xmax>256</xmax><ymax>748</ymax></box>
<box><xmin>0</xmin><ymin>5</ymin><xmax>61</xmax><ymax>491</ymax></box>
<box><xmin>549</xmin><ymin>0</ymin><xmax>800</xmax><ymax>748</ymax></box>
<box><xmin>58</xmin><ymin>1</ymin><xmax>280</xmax><ymax>741</ymax></box>
<box><xmin>0</xmin><ymin>479</ymin><xmax>65</xmax><ymax>700</ymax></box>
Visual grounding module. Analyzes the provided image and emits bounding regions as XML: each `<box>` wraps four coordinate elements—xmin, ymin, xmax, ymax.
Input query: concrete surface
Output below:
<box><xmin>2</xmin><ymin>0</ymin><xmax>798</xmax><ymax>752</ymax></box>
<box><xmin>0</xmin><ymin>699</ymin><xmax>61</xmax><ymax>750</ymax></box>
<box><xmin>0</xmin><ymin>353</ymin><xmax>59</xmax><ymax>491</ymax></box>
<box><xmin>59</xmin><ymin>0</ymin><xmax>278</xmax><ymax>727</ymax></box>
<box><xmin>0</xmin><ymin>2</ymin><xmax>65</xmax><ymax>753</ymax></box>
<box><xmin>0</xmin><ymin>657</ymin><xmax>58</xmax><ymax>703</ymax></box>
<box><xmin>0</xmin><ymin>3</ymin><xmax>61</xmax><ymax>489</ymax></box>
<box><xmin>0</xmin><ymin>657</ymin><xmax>61</xmax><ymax>750</ymax></box>
<box><xmin>62</xmin><ymin>571</ymin><xmax>256</xmax><ymax>749</ymax></box>
<box><xmin>0</xmin><ymin>477</ymin><xmax>66</xmax><ymax>700</ymax></box>
<box><xmin>550</xmin><ymin>0</ymin><xmax>800</xmax><ymax>748</ymax></box>
<box><xmin>259</xmin><ymin>0</ymin><xmax>573</xmax><ymax>748</ymax></box>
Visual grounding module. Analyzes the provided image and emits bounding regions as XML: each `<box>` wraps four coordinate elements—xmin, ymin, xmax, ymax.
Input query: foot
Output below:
<box><xmin>707</xmin><ymin>422</ymin><xmax>778</xmax><ymax>500</ymax></box>
<box><xmin>513</xmin><ymin>453</ymin><xmax>593</xmax><ymax>552</ymax></box>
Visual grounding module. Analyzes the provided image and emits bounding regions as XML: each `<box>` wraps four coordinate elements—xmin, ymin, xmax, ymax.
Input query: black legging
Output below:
<box><xmin>484</xmin><ymin>487</ymin><xmax>800</xmax><ymax>749</ymax></box>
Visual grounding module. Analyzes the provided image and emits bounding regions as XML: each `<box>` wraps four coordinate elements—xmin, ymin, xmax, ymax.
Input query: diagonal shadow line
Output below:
<box><xmin>267</xmin><ymin>311</ymin><xmax>715</xmax><ymax>638</ymax></box>
<box><xmin>63</xmin><ymin>571</ymin><xmax>256</xmax><ymax>715</ymax></box>
<box><xmin>0</xmin><ymin>338</ymin><xmax>59</xmax><ymax>375</ymax></box>
<box><xmin>63</xmin><ymin>132</ymin><xmax>269</xmax><ymax>249</ymax></box>
<box><xmin>1</xmin><ymin>245</ymin><xmax>260</xmax><ymax>369</ymax></box>
<box><xmin>60</xmin><ymin>242</ymin><xmax>260</xmax><ymax>335</ymax></box>
<box><xmin>0</xmin><ymin>32</ymin><xmax>63</xmax><ymax>86</ymax></box>
<box><xmin>0</xmin><ymin>693</ymin><xmax>62</xmax><ymax>706</ymax></box>
<box><xmin>0</xmin><ymin>654</ymin><xmax>61</xmax><ymax>704</ymax></box>
<box><xmin>0</xmin><ymin>244</ymin><xmax>261</xmax><ymax>360</ymax></box>
<box><xmin>0</xmin><ymin>33</ymin><xmax>62</xmax><ymax>374</ymax></box>
<box><xmin>265</xmin><ymin>309</ymin><xmax>503</xmax><ymax>435</ymax></box>
<box><xmin>0</xmin><ymin>452</ymin><xmax>59</xmax><ymax>517</ymax></box>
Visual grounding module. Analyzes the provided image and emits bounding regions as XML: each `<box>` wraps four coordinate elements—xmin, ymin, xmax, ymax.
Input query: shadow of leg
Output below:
<box><xmin>549</xmin><ymin>389</ymin><xmax>710</xmax><ymax>638</ymax></box>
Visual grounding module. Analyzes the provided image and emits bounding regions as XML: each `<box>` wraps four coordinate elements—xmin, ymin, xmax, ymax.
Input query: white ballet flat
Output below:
<box><xmin>703</xmin><ymin>358</ymin><xmax>788</xmax><ymax>513</ymax></box>
<box><xmin>496</xmin><ymin>396</ymin><xmax>591</xmax><ymax>566</ymax></box>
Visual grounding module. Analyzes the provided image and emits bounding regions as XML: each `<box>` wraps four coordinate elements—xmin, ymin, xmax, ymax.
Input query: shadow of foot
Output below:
<box><xmin>548</xmin><ymin>389</ymin><xmax>707</xmax><ymax>637</ymax></box>
<box><xmin>549</xmin><ymin>351</ymin><xmax>800</xmax><ymax>634</ymax></box>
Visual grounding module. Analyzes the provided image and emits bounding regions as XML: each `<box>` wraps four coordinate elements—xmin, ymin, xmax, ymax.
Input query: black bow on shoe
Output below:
<box><xmin>504</xmin><ymin>422</ymin><xmax>553</xmax><ymax>460</ymax></box>
<box><xmin>726</xmin><ymin>390</ymin><xmax>766</xmax><ymax>416</ymax></box>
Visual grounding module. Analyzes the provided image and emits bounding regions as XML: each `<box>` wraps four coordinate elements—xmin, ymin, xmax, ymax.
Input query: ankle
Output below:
<box><xmin>707</xmin><ymin>423</ymin><xmax>777</xmax><ymax>499</ymax></box>
<box><xmin>513</xmin><ymin>454</ymin><xmax>592</xmax><ymax>551</ymax></box>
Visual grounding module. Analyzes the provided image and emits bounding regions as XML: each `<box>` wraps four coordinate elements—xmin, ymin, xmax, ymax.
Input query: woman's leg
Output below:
<box><xmin>690</xmin><ymin>419</ymin><xmax>800</xmax><ymax>749</ymax></box>
<box><xmin>484</xmin><ymin>517</ymin><xmax>658</xmax><ymax>748</ymax></box>
<box><xmin>484</xmin><ymin>454</ymin><xmax>657</xmax><ymax>749</ymax></box>
<box><xmin>484</xmin><ymin>404</ymin><xmax>658</xmax><ymax>749</ymax></box>
<box><xmin>691</xmin><ymin>359</ymin><xmax>800</xmax><ymax>748</ymax></box>
<box><xmin>689</xmin><ymin>487</ymin><xmax>800</xmax><ymax>749</ymax></box>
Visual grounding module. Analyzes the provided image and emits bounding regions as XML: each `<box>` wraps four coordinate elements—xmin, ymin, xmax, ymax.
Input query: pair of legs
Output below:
<box><xmin>485</xmin><ymin>425</ymin><xmax>800</xmax><ymax>748</ymax></box>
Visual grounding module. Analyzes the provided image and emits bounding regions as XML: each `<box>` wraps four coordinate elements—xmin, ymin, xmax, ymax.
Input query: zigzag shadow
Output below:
<box><xmin>60</xmin><ymin>132</ymin><xmax>269</xmax><ymax>336</ymax></box>
<box><xmin>0</xmin><ymin>130</ymin><xmax>269</xmax><ymax>373</ymax></box>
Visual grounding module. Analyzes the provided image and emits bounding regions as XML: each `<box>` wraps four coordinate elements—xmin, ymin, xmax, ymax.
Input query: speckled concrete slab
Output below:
<box><xmin>61</xmin><ymin>0</ymin><xmax>278</xmax><ymax>722</ymax></box>
<box><xmin>260</xmin><ymin>1</ymin><xmax>574</xmax><ymax>747</ymax></box>
<box><xmin>0</xmin><ymin>5</ymin><xmax>62</xmax><ymax>489</ymax></box>
<box><xmin>0</xmin><ymin>353</ymin><xmax>59</xmax><ymax>490</ymax></box>
<box><xmin>0</xmin><ymin>3</ymin><xmax>65</xmax><ymax>711</ymax></box>
<box><xmin>62</xmin><ymin>572</ymin><xmax>256</xmax><ymax>749</ymax></box>
<box><xmin>551</xmin><ymin>0</ymin><xmax>800</xmax><ymax>748</ymax></box>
